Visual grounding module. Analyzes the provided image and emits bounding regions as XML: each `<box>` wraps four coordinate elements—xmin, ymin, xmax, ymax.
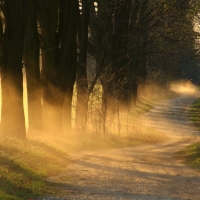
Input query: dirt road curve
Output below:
<box><xmin>47</xmin><ymin>93</ymin><xmax>200</xmax><ymax>200</ymax></box>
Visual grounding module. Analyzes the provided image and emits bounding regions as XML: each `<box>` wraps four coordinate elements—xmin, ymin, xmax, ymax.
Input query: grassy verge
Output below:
<box><xmin>174</xmin><ymin>143</ymin><xmax>200</xmax><ymax>170</ymax></box>
<box><xmin>189</xmin><ymin>98</ymin><xmax>200</xmax><ymax>129</ymax></box>
<box><xmin>0</xmin><ymin>137</ymin><xmax>71</xmax><ymax>200</ymax></box>
<box><xmin>174</xmin><ymin>98</ymin><xmax>200</xmax><ymax>170</ymax></box>
<box><xmin>130</xmin><ymin>84</ymin><xmax>179</xmax><ymax>117</ymax></box>
<box><xmin>186</xmin><ymin>98</ymin><xmax>200</xmax><ymax>169</ymax></box>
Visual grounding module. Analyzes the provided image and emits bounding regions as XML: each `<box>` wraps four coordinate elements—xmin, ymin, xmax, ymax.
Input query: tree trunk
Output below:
<box><xmin>37</xmin><ymin>0</ymin><xmax>78</xmax><ymax>135</ymax></box>
<box><xmin>111</xmin><ymin>0</ymin><xmax>130</xmax><ymax>111</ymax></box>
<box><xmin>24</xmin><ymin>0</ymin><xmax>42</xmax><ymax>133</ymax></box>
<box><xmin>75</xmin><ymin>0</ymin><xmax>89</xmax><ymax>132</ymax></box>
<box><xmin>1</xmin><ymin>0</ymin><xmax>26</xmax><ymax>139</ymax></box>
<box><xmin>37</xmin><ymin>0</ymin><xmax>64</xmax><ymax>135</ymax></box>
<box><xmin>130</xmin><ymin>82</ymin><xmax>138</xmax><ymax>107</ymax></box>
<box><xmin>58</xmin><ymin>0</ymin><xmax>78</xmax><ymax>134</ymax></box>
<box><xmin>137</xmin><ymin>55</ymin><xmax>147</xmax><ymax>99</ymax></box>
<box><xmin>64</xmin><ymin>87</ymin><xmax>74</xmax><ymax>134</ymax></box>
<box><xmin>41</xmin><ymin>47</ymin><xmax>65</xmax><ymax>135</ymax></box>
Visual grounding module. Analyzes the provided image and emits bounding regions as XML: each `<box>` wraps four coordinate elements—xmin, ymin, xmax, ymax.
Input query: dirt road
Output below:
<box><xmin>47</xmin><ymin>93</ymin><xmax>200</xmax><ymax>200</ymax></box>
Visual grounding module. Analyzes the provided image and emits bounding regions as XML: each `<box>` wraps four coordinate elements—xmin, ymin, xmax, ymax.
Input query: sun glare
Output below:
<box><xmin>170</xmin><ymin>80</ymin><xmax>197</xmax><ymax>93</ymax></box>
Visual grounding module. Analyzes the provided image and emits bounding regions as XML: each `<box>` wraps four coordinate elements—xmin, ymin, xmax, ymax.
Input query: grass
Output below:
<box><xmin>185</xmin><ymin>143</ymin><xmax>200</xmax><ymax>169</ymax></box>
<box><xmin>130</xmin><ymin>84</ymin><xmax>178</xmax><ymax>117</ymax></box>
<box><xmin>189</xmin><ymin>98</ymin><xmax>200</xmax><ymax>129</ymax></box>
<box><xmin>174</xmin><ymin>143</ymin><xmax>200</xmax><ymax>170</ymax></box>
<box><xmin>0</xmin><ymin>137</ymin><xmax>72</xmax><ymax>200</ymax></box>
<box><xmin>174</xmin><ymin>98</ymin><xmax>200</xmax><ymax>170</ymax></box>
<box><xmin>186</xmin><ymin>98</ymin><xmax>200</xmax><ymax>169</ymax></box>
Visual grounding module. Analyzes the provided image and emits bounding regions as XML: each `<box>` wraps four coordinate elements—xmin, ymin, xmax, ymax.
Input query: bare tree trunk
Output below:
<box><xmin>36</xmin><ymin>0</ymin><xmax>60</xmax><ymax>135</ymax></box>
<box><xmin>37</xmin><ymin>0</ymin><xmax>78</xmax><ymax>135</ymax></box>
<box><xmin>0</xmin><ymin>0</ymin><xmax>26</xmax><ymax>139</ymax></box>
<box><xmin>58</xmin><ymin>0</ymin><xmax>78</xmax><ymax>134</ymax></box>
<box><xmin>64</xmin><ymin>87</ymin><xmax>74</xmax><ymax>134</ymax></box>
<box><xmin>24</xmin><ymin>0</ymin><xmax>42</xmax><ymax>133</ymax></box>
<box><xmin>130</xmin><ymin>81</ymin><xmax>138</xmax><ymax>107</ymax></box>
<box><xmin>75</xmin><ymin>0</ymin><xmax>89</xmax><ymax>132</ymax></box>
<box><xmin>110</xmin><ymin>0</ymin><xmax>130</xmax><ymax>111</ymax></box>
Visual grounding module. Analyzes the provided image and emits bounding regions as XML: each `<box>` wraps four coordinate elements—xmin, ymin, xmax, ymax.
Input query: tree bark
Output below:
<box><xmin>24</xmin><ymin>0</ymin><xmax>42</xmax><ymax>133</ymax></box>
<box><xmin>111</xmin><ymin>0</ymin><xmax>130</xmax><ymax>110</ymax></box>
<box><xmin>58</xmin><ymin>0</ymin><xmax>78</xmax><ymax>134</ymax></box>
<box><xmin>0</xmin><ymin>0</ymin><xmax>26</xmax><ymax>139</ymax></box>
<box><xmin>75</xmin><ymin>0</ymin><xmax>89</xmax><ymax>132</ymax></box>
<box><xmin>37</xmin><ymin>0</ymin><xmax>78</xmax><ymax>135</ymax></box>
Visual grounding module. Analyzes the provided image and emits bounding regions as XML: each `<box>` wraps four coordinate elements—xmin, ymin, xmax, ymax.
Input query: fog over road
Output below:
<box><xmin>46</xmin><ymin>92</ymin><xmax>200</xmax><ymax>200</ymax></box>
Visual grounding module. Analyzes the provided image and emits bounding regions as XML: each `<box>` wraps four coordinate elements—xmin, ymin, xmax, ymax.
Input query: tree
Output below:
<box><xmin>24</xmin><ymin>0</ymin><xmax>42</xmax><ymax>133</ymax></box>
<box><xmin>37</xmin><ymin>0</ymin><xmax>78</xmax><ymax>135</ymax></box>
<box><xmin>75</xmin><ymin>0</ymin><xmax>90</xmax><ymax>132</ymax></box>
<box><xmin>0</xmin><ymin>0</ymin><xmax>26</xmax><ymax>139</ymax></box>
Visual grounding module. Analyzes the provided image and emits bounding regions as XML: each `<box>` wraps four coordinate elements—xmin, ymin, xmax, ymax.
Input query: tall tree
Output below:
<box><xmin>37</xmin><ymin>0</ymin><xmax>78</xmax><ymax>135</ymax></box>
<box><xmin>89</xmin><ymin>0</ymin><xmax>131</xmax><ymax>108</ymax></box>
<box><xmin>75</xmin><ymin>0</ymin><xmax>90</xmax><ymax>132</ymax></box>
<box><xmin>146</xmin><ymin>0</ymin><xmax>199</xmax><ymax>87</ymax></box>
<box><xmin>24</xmin><ymin>0</ymin><xmax>42</xmax><ymax>133</ymax></box>
<box><xmin>0</xmin><ymin>0</ymin><xmax>26</xmax><ymax>139</ymax></box>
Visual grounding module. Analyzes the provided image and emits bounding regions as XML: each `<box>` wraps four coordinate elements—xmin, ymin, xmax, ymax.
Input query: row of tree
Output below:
<box><xmin>0</xmin><ymin>0</ymin><xmax>199</xmax><ymax>139</ymax></box>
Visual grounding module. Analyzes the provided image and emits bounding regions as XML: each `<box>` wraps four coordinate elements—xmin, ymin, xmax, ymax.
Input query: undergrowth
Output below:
<box><xmin>189</xmin><ymin>98</ymin><xmax>200</xmax><ymax>129</ymax></box>
<box><xmin>174</xmin><ymin>143</ymin><xmax>200</xmax><ymax>170</ymax></box>
<box><xmin>174</xmin><ymin>98</ymin><xmax>200</xmax><ymax>170</ymax></box>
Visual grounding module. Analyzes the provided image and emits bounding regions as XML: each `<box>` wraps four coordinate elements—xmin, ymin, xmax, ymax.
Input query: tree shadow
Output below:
<box><xmin>0</xmin><ymin>155</ymin><xmax>45</xmax><ymax>199</ymax></box>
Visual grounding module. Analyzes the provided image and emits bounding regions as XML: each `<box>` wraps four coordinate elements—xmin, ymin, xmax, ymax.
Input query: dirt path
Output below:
<box><xmin>47</xmin><ymin>93</ymin><xmax>200</xmax><ymax>200</ymax></box>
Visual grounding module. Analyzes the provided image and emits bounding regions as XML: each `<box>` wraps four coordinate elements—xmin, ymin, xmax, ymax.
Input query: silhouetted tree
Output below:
<box><xmin>37</xmin><ymin>0</ymin><xmax>78</xmax><ymax>135</ymax></box>
<box><xmin>24</xmin><ymin>0</ymin><xmax>42</xmax><ymax>133</ymax></box>
<box><xmin>75</xmin><ymin>0</ymin><xmax>90</xmax><ymax>132</ymax></box>
<box><xmin>0</xmin><ymin>0</ymin><xmax>26</xmax><ymax>139</ymax></box>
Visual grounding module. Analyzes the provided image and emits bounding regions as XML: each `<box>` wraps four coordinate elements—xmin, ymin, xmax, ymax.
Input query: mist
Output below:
<box><xmin>170</xmin><ymin>80</ymin><xmax>198</xmax><ymax>93</ymax></box>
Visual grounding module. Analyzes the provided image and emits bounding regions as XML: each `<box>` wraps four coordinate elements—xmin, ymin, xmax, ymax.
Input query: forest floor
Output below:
<box><xmin>44</xmin><ymin>92</ymin><xmax>200</xmax><ymax>200</ymax></box>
